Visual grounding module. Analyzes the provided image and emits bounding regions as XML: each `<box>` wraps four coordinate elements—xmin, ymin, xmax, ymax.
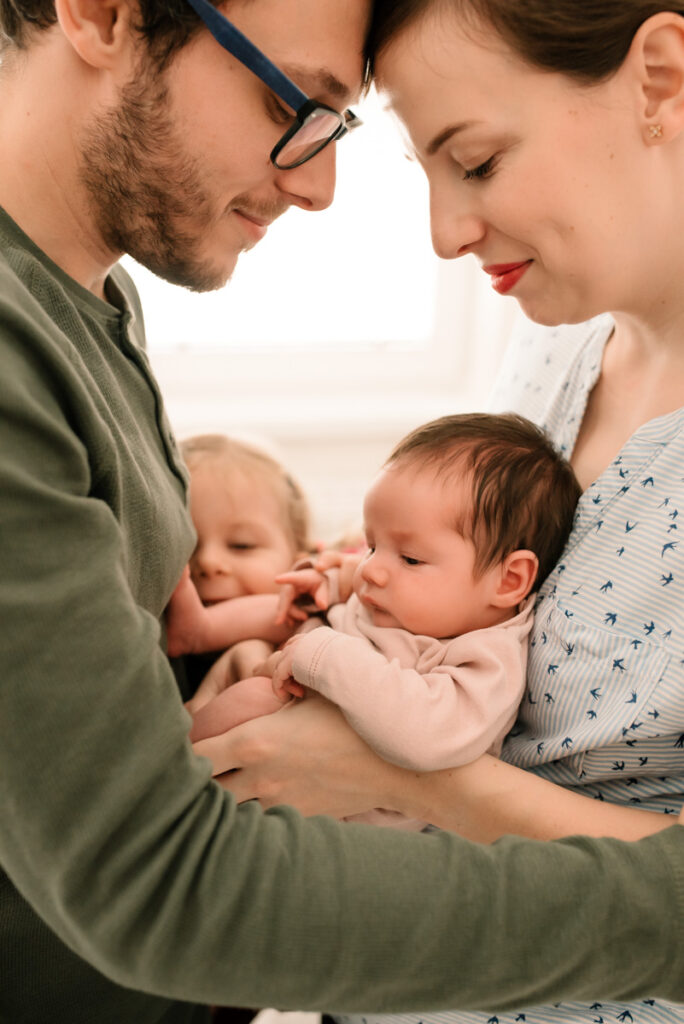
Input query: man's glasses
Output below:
<box><xmin>185</xmin><ymin>0</ymin><xmax>363</xmax><ymax>169</ymax></box>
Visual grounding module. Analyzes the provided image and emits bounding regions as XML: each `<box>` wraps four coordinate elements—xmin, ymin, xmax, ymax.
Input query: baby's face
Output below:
<box><xmin>353</xmin><ymin>464</ymin><xmax>500</xmax><ymax>638</ymax></box>
<box><xmin>188</xmin><ymin>464</ymin><xmax>296</xmax><ymax>605</ymax></box>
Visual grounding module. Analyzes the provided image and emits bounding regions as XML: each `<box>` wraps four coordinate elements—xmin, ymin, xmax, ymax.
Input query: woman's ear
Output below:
<box><xmin>626</xmin><ymin>12</ymin><xmax>684</xmax><ymax>143</ymax></box>
<box><xmin>54</xmin><ymin>0</ymin><xmax>132</xmax><ymax>70</ymax></box>
<box><xmin>491</xmin><ymin>549</ymin><xmax>538</xmax><ymax>609</ymax></box>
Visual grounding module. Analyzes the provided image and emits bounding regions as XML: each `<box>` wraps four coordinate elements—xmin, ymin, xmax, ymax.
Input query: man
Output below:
<box><xmin>0</xmin><ymin>2</ymin><xmax>683</xmax><ymax>1023</ymax></box>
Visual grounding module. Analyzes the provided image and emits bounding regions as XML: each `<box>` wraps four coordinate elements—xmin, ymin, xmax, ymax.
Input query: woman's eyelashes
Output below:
<box><xmin>462</xmin><ymin>155</ymin><xmax>497</xmax><ymax>181</ymax></box>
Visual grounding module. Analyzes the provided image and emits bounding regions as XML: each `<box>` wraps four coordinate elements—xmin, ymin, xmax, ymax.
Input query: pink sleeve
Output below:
<box><xmin>289</xmin><ymin>621</ymin><xmax>529</xmax><ymax>771</ymax></box>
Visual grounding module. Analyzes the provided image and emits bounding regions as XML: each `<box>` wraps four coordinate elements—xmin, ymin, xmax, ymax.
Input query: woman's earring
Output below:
<box><xmin>648</xmin><ymin>124</ymin><xmax>663</xmax><ymax>139</ymax></box>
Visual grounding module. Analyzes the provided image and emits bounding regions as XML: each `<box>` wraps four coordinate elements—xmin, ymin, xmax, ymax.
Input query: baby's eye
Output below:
<box><xmin>229</xmin><ymin>542</ymin><xmax>257</xmax><ymax>552</ymax></box>
<box><xmin>401</xmin><ymin>555</ymin><xmax>423</xmax><ymax>566</ymax></box>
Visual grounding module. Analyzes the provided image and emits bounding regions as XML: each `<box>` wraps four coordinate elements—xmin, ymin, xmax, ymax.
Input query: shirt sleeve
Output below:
<box><xmin>289</xmin><ymin>624</ymin><xmax>528</xmax><ymax>770</ymax></box>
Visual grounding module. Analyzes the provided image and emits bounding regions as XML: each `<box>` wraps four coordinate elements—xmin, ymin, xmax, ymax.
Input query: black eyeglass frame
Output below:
<box><xmin>185</xmin><ymin>0</ymin><xmax>362</xmax><ymax>169</ymax></box>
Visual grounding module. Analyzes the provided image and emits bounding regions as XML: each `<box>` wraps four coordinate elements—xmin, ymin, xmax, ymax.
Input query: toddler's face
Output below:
<box><xmin>353</xmin><ymin>463</ymin><xmax>500</xmax><ymax>638</ymax></box>
<box><xmin>188</xmin><ymin>463</ymin><xmax>296</xmax><ymax>604</ymax></box>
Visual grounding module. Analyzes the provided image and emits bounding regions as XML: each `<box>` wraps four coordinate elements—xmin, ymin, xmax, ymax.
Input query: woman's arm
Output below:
<box><xmin>201</xmin><ymin>697</ymin><xmax>674</xmax><ymax>842</ymax></box>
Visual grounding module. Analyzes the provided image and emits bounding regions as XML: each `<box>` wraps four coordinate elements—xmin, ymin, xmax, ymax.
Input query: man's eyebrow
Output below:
<box><xmin>282</xmin><ymin>63</ymin><xmax>353</xmax><ymax>103</ymax></box>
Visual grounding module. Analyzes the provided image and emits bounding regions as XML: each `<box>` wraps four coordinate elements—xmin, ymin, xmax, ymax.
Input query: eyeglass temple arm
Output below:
<box><xmin>185</xmin><ymin>0</ymin><xmax>309</xmax><ymax>113</ymax></box>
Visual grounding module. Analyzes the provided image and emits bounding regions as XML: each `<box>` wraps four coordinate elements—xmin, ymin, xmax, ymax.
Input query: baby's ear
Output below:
<box><xmin>491</xmin><ymin>550</ymin><xmax>538</xmax><ymax>608</ymax></box>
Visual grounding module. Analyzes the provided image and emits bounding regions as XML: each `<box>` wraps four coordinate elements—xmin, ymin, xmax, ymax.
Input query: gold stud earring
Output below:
<box><xmin>648</xmin><ymin>124</ymin><xmax>663</xmax><ymax>139</ymax></box>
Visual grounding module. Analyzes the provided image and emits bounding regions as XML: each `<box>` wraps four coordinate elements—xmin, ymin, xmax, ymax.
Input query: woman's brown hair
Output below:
<box><xmin>367</xmin><ymin>0</ymin><xmax>684</xmax><ymax>82</ymax></box>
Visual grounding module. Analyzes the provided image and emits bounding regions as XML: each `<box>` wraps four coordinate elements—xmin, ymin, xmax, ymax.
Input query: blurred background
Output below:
<box><xmin>131</xmin><ymin>87</ymin><xmax>523</xmax><ymax>544</ymax></box>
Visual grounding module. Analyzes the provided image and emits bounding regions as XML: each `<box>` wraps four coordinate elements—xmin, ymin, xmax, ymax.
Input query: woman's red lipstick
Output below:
<box><xmin>483</xmin><ymin>260</ymin><xmax>532</xmax><ymax>294</ymax></box>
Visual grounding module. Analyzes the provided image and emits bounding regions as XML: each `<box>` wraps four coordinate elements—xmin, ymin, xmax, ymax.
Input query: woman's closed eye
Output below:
<box><xmin>462</xmin><ymin>155</ymin><xmax>497</xmax><ymax>181</ymax></box>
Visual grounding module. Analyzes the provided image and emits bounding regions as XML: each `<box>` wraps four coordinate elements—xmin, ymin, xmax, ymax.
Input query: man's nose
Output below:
<box><xmin>275</xmin><ymin>142</ymin><xmax>337</xmax><ymax>212</ymax></box>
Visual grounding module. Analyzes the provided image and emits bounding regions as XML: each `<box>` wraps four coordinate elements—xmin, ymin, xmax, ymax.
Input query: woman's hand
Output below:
<box><xmin>192</xmin><ymin>694</ymin><xmax>407</xmax><ymax>818</ymax></box>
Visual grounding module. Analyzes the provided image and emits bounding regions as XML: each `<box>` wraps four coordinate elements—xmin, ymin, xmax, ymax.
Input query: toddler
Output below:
<box><xmin>176</xmin><ymin>433</ymin><xmax>312</xmax><ymax>698</ymax></box>
<box><xmin>169</xmin><ymin>413</ymin><xmax>581</xmax><ymax>822</ymax></box>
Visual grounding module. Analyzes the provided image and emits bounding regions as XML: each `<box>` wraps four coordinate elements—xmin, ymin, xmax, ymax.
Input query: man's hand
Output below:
<box><xmin>192</xmin><ymin>694</ymin><xmax>392</xmax><ymax>819</ymax></box>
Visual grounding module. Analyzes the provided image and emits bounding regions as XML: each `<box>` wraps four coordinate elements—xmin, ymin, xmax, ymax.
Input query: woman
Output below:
<box><xmin>206</xmin><ymin>2</ymin><xmax>684</xmax><ymax>1021</ymax></box>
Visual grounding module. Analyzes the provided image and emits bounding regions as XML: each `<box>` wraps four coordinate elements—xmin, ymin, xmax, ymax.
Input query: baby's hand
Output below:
<box><xmin>313</xmin><ymin>550</ymin><xmax>364</xmax><ymax>604</ymax></box>
<box><xmin>269</xmin><ymin>639</ymin><xmax>306</xmax><ymax>702</ymax></box>
<box><xmin>274</xmin><ymin>566</ymin><xmax>330</xmax><ymax>624</ymax></box>
<box><xmin>165</xmin><ymin>567</ymin><xmax>209</xmax><ymax>657</ymax></box>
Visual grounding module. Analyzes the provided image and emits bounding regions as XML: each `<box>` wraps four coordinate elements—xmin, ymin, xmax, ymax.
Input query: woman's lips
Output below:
<box><xmin>483</xmin><ymin>260</ymin><xmax>532</xmax><ymax>294</ymax></box>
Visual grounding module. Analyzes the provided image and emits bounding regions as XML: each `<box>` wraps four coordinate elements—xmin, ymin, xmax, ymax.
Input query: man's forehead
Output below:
<box><xmin>233</xmin><ymin>0</ymin><xmax>370</xmax><ymax>102</ymax></box>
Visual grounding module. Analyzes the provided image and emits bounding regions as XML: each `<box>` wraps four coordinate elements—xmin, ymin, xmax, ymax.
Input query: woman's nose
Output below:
<box><xmin>429</xmin><ymin>182</ymin><xmax>486</xmax><ymax>260</ymax></box>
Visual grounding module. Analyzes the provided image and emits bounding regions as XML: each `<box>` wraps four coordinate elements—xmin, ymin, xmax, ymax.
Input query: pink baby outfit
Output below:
<box><xmin>291</xmin><ymin>593</ymin><xmax>534</xmax><ymax>828</ymax></box>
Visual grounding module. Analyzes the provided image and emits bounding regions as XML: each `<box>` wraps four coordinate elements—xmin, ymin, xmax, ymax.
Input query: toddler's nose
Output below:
<box><xmin>193</xmin><ymin>544</ymin><xmax>232</xmax><ymax>578</ymax></box>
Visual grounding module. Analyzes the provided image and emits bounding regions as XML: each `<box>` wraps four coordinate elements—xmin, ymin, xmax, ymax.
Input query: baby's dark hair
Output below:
<box><xmin>387</xmin><ymin>412</ymin><xmax>581</xmax><ymax>588</ymax></box>
<box><xmin>180</xmin><ymin>433</ymin><xmax>312</xmax><ymax>556</ymax></box>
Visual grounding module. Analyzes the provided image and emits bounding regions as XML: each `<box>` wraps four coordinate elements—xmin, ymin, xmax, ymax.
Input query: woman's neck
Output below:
<box><xmin>570</xmin><ymin>312</ymin><xmax>684</xmax><ymax>490</ymax></box>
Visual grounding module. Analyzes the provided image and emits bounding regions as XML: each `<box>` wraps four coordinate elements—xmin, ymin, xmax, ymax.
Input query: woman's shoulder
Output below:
<box><xmin>489</xmin><ymin>314</ymin><xmax>613</xmax><ymax>404</ymax></box>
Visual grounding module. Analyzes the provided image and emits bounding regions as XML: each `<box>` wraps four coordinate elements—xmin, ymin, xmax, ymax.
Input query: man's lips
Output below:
<box><xmin>482</xmin><ymin>260</ymin><xmax>533</xmax><ymax>294</ymax></box>
<box><xmin>232</xmin><ymin>209</ymin><xmax>273</xmax><ymax>242</ymax></box>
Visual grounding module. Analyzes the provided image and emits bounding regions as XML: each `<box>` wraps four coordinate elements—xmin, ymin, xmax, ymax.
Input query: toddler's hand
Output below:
<box><xmin>270</xmin><ymin>639</ymin><xmax>306</xmax><ymax>702</ymax></box>
<box><xmin>165</xmin><ymin>567</ymin><xmax>208</xmax><ymax>657</ymax></box>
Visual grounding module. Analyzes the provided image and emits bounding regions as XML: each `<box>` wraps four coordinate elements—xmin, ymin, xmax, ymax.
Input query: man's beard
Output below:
<box><xmin>79</xmin><ymin>64</ymin><xmax>229</xmax><ymax>293</ymax></box>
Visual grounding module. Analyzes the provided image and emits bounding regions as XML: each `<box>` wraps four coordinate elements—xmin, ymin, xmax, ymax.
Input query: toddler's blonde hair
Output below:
<box><xmin>180</xmin><ymin>434</ymin><xmax>312</xmax><ymax>556</ymax></box>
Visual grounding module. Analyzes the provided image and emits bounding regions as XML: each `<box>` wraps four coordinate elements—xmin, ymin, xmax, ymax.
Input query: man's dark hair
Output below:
<box><xmin>0</xmin><ymin>0</ymin><xmax>211</xmax><ymax>67</ymax></box>
<box><xmin>387</xmin><ymin>412</ymin><xmax>581</xmax><ymax>588</ymax></box>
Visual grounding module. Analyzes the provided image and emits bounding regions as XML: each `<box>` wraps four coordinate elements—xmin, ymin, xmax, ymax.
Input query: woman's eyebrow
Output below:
<box><xmin>425</xmin><ymin>122</ymin><xmax>472</xmax><ymax>156</ymax></box>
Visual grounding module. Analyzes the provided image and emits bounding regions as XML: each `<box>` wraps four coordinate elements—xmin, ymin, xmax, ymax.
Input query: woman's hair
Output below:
<box><xmin>180</xmin><ymin>433</ymin><xmax>312</xmax><ymax>556</ymax></box>
<box><xmin>0</xmin><ymin>0</ymin><xmax>211</xmax><ymax>66</ymax></box>
<box><xmin>366</xmin><ymin>0</ymin><xmax>684</xmax><ymax>82</ymax></box>
<box><xmin>387</xmin><ymin>412</ymin><xmax>581</xmax><ymax>588</ymax></box>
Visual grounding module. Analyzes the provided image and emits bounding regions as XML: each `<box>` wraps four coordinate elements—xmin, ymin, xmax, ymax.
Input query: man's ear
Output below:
<box><xmin>625</xmin><ymin>12</ymin><xmax>684</xmax><ymax>143</ymax></box>
<box><xmin>491</xmin><ymin>549</ymin><xmax>538</xmax><ymax>609</ymax></box>
<box><xmin>54</xmin><ymin>0</ymin><xmax>132</xmax><ymax>69</ymax></box>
